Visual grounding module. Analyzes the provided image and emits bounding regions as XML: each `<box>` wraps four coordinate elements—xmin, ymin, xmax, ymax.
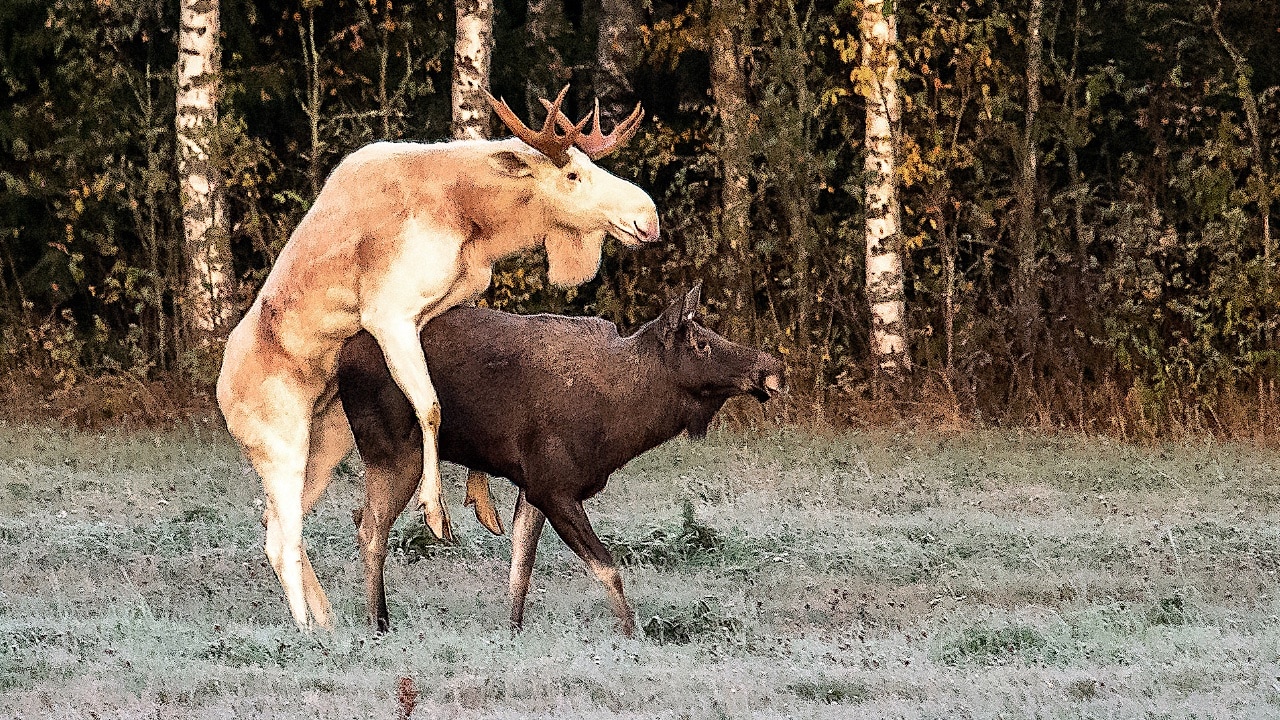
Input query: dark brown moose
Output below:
<box><xmin>336</xmin><ymin>284</ymin><xmax>786</xmax><ymax>635</ymax></box>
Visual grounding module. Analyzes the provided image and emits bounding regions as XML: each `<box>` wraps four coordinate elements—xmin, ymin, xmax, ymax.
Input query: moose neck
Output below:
<box><xmin>596</xmin><ymin>334</ymin><xmax>728</xmax><ymax>472</ymax></box>
<box><xmin>446</xmin><ymin>176</ymin><xmax>599</xmax><ymax>281</ymax></box>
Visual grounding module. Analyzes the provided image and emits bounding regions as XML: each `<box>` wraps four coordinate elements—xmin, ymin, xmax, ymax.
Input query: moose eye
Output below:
<box><xmin>694</xmin><ymin>339</ymin><xmax>712</xmax><ymax>356</ymax></box>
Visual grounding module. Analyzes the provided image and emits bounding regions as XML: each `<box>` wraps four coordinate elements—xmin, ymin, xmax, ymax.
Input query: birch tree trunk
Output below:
<box><xmin>176</xmin><ymin>0</ymin><xmax>232</xmax><ymax>336</ymax></box>
<box><xmin>861</xmin><ymin>0</ymin><xmax>907</xmax><ymax>377</ymax></box>
<box><xmin>709</xmin><ymin>0</ymin><xmax>755</xmax><ymax>336</ymax></box>
<box><xmin>594</xmin><ymin>0</ymin><xmax>643</xmax><ymax>125</ymax></box>
<box><xmin>453</xmin><ymin>0</ymin><xmax>494</xmax><ymax>140</ymax></box>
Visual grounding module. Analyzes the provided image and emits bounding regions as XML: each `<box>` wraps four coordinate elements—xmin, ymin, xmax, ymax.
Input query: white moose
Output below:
<box><xmin>216</xmin><ymin>87</ymin><xmax>658</xmax><ymax>629</ymax></box>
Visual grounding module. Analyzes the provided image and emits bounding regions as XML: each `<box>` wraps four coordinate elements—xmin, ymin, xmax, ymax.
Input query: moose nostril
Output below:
<box><xmin>762</xmin><ymin>372</ymin><xmax>784</xmax><ymax>394</ymax></box>
<box><xmin>634</xmin><ymin>218</ymin><xmax>660</xmax><ymax>243</ymax></box>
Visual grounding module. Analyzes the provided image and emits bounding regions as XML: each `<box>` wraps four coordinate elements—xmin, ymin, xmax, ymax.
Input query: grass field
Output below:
<box><xmin>1</xmin><ymin>418</ymin><xmax>1279</xmax><ymax>719</ymax></box>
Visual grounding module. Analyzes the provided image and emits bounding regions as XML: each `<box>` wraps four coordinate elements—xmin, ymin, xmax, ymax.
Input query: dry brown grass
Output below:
<box><xmin>0</xmin><ymin>370</ymin><xmax>219</xmax><ymax>431</ymax></box>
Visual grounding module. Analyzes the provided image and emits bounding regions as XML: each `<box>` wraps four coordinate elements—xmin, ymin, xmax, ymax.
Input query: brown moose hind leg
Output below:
<box><xmin>465</xmin><ymin>471</ymin><xmax>505</xmax><ymax>535</ymax></box>
<box><xmin>355</xmin><ymin>502</ymin><xmax>393</xmax><ymax>632</ymax></box>
<box><xmin>355</xmin><ymin>448</ymin><xmax>423</xmax><ymax>632</ymax></box>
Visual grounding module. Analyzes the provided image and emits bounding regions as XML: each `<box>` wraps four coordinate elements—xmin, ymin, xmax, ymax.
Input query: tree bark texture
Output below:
<box><xmin>452</xmin><ymin>0</ymin><xmax>494</xmax><ymax>140</ymax></box>
<box><xmin>594</xmin><ymin>0</ymin><xmax>643</xmax><ymax>126</ymax></box>
<box><xmin>709</xmin><ymin>0</ymin><xmax>755</xmax><ymax>334</ymax></box>
<box><xmin>176</xmin><ymin>0</ymin><xmax>233</xmax><ymax>336</ymax></box>
<box><xmin>524</xmin><ymin>0</ymin><xmax>568</xmax><ymax>120</ymax></box>
<box><xmin>861</xmin><ymin>0</ymin><xmax>907</xmax><ymax>375</ymax></box>
<box><xmin>1013</xmin><ymin>0</ymin><xmax>1043</xmax><ymax>341</ymax></box>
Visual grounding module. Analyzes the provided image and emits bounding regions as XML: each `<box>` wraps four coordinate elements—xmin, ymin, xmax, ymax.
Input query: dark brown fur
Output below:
<box><xmin>337</xmin><ymin>285</ymin><xmax>785</xmax><ymax>633</ymax></box>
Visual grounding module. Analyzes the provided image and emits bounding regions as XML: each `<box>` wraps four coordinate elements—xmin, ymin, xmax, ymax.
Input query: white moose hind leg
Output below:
<box><xmin>295</xmin><ymin>394</ymin><xmax>356</xmax><ymax>630</ymax></box>
<box><xmin>251</xmin><ymin>419</ymin><xmax>314</xmax><ymax>629</ymax></box>
<box><xmin>364</xmin><ymin>320</ymin><xmax>453</xmax><ymax>541</ymax></box>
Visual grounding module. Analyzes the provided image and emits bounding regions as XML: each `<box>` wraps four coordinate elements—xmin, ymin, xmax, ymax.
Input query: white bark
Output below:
<box><xmin>177</xmin><ymin>0</ymin><xmax>232</xmax><ymax>334</ymax></box>
<box><xmin>861</xmin><ymin>1</ymin><xmax>907</xmax><ymax>373</ymax></box>
<box><xmin>452</xmin><ymin>0</ymin><xmax>494</xmax><ymax>140</ymax></box>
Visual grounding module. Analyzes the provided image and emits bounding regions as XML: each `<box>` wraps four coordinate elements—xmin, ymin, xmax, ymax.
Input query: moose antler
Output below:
<box><xmin>485</xmin><ymin>85</ymin><xmax>589</xmax><ymax>167</ymax></box>
<box><xmin>541</xmin><ymin>97</ymin><xmax>645</xmax><ymax>160</ymax></box>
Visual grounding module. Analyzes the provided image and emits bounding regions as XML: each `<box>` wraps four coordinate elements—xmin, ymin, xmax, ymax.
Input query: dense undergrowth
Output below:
<box><xmin>3</xmin><ymin>0</ymin><xmax>1279</xmax><ymax>438</ymax></box>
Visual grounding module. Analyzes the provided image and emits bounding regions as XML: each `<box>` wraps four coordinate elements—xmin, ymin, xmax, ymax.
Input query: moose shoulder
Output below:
<box><xmin>337</xmin><ymin>285</ymin><xmax>786</xmax><ymax>634</ymax></box>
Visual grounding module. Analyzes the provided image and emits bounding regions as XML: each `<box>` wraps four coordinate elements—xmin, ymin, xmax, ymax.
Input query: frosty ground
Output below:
<box><xmin>1</xmin><ymin>421</ymin><xmax>1278</xmax><ymax>718</ymax></box>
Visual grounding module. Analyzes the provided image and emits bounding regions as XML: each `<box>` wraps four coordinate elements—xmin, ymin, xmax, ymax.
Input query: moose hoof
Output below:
<box><xmin>464</xmin><ymin>471</ymin><xmax>505</xmax><ymax>536</ymax></box>
<box><xmin>419</xmin><ymin>499</ymin><xmax>454</xmax><ymax>543</ymax></box>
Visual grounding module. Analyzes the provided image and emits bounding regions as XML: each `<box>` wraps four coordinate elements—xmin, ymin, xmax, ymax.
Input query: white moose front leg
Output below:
<box><xmin>364</xmin><ymin>319</ymin><xmax>453</xmax><ymax>541</ymax></box>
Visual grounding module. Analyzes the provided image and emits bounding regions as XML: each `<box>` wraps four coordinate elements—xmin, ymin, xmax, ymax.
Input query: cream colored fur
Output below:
<box><xmin>217</xmin><ymin>137</ymin><xmax>658</xmax><ymax>629</ymax></box>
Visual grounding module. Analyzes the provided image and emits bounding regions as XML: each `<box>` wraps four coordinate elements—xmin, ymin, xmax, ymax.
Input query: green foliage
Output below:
<box><xmin>202</xmin><ymin>629</ymin><xmax>307</xmax><ymax>668</ymax></box>
<box><xmin>601</xmin><ymin>499</ymin><xmax>723</xmax><ymax>567</ymax></box>
<box><xmin>2</xmin><ymin>0</ymin><xmax>1278</xmax><ymax>435</ymax></box>
<box><xmin>1145</xmin><ymin>595</ymin><xmax>1191</xmax><ymax>627</ymax></box>
<box><xmin>391</xmin><ymin>521</ymin><xmax>456</xmax><ymax>563</ymax></box>
<box><xmin>787</xmin><ymin>676</ymin><xmax>873</xmax><ymax>704</ymax></box>
<box><xmin>641</xmin><ymin>595</ymin><xmax>744</xmax><ymax>644</ymax></box>
<box><xmin>938</xmin><ymin>624</ymin><xmax>1051</xmax><ymax>666</ymax></box>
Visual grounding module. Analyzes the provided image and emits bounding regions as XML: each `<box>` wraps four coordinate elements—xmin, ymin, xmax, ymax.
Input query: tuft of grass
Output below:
<box><xmin>1067</xmin><ymin>678</ymin><xmax>1100</xmax><ymax>700</ymax></box>
<box><xmin>391</xmin><ymin>523</ymin><xmax>457</xmax><ymax>563</ymax></box>
<box><xmin>1145</xmin><ymin>595</ymin><xmax>1191</xmax><ymax>627</ymax></box>
<box><xmin>641</xmin><ymin>596</ymin><xmax>743</xmax><ymax>645</ymax></box>
<box><xmin>787</xmin><ymin>676</ymin><xmax>873</xmax><ymax>704</ymax></box>
<box><xmin>602</xmin><ymin>499</ymin><xmax>723</xmax><ymax>568</ymax></box>
<box><xmin>938</xmin><ymin>623</ymin><xmax>1050</xmax><ymax>666</ymax></box>
<box><xmin>201</xmin><ymin>628</ymin><xmax>326</xmax><ymax>669</ymax></box>
<box><xmin>388</xmin><ymin>510</ymin><xmax>508</xmax><ymax>564</ymax></box>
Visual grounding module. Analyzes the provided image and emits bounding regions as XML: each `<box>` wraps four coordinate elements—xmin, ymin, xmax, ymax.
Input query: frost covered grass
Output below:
<box><xmin>1</xmin><ymin>421</ymin><xmax>1279</xmax><ymax>718</ymax></box>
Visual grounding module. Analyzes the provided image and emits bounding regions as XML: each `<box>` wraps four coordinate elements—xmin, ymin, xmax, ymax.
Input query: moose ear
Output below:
<box><xmin>658</xmin><ymin>289</ymin><xmax>688</xmax><ymax>343</ymax></box>
<box><xmin>681</xmin><ymin>282</ymin><xmax>702</xmax><ymax>322</ymax></box>
<box><xmin>489</xmin><ymin>150</ymin><xmax>533</xmax><ymax>177</ymax></box>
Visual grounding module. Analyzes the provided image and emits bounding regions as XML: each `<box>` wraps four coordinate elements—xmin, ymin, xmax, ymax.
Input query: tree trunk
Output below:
<box><xmin>861</xmin><ymin>0</ymin><xmax>907</xmax><ymax>378</ymax></box>
<box><xmin>709</xmin><ymin>0</ymin><xmax>754</xmax><ymax>337</ymax></box>
<box><xmin>594</xmin><ymin>0</ymin><xmax>643</xmax><ymax>125</ymax></box>
<box><xmin>1208</xmin><ymin>0</ymin><xmax>1273</xmax><ymax>259</ymax></box>
<box><xmin>525</xmin><ymin>0</ymin><xmax>568</xmax><ymax>120</ymax></box>
<box><xmin>1067</xmin><ymin>0</ymin><xmax>1089</xmax><ymax>266</ymax></box>
<box><xmin>453</xmin><ymin>0</ymin><xmax>494</xmax><ymax>140</ymax></box>
<box><xmin>298</xmin><ymin>8</ymin><xmax>325</xmax><ymax>196</ymax></box>
<box><xmin>1013</xmin><ymin>0</ymin><xmax>1043</xmax><ymax>348</ymax></box>
<box><xmin>176</xmin><ymin>0</ymin><xmax>233</xmax><ymax>337</ymax></box>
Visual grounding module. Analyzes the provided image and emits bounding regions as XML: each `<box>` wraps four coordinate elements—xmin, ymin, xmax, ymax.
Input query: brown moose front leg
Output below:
<box><xmin>539</xmin><ymin>494</ymin><xmax>636</xmax><ymax>636</ymax></box>
<box><xmin>508</xmin><ymin>490</ymin><xmax>546</xmax><ymax>630</ymax></box>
